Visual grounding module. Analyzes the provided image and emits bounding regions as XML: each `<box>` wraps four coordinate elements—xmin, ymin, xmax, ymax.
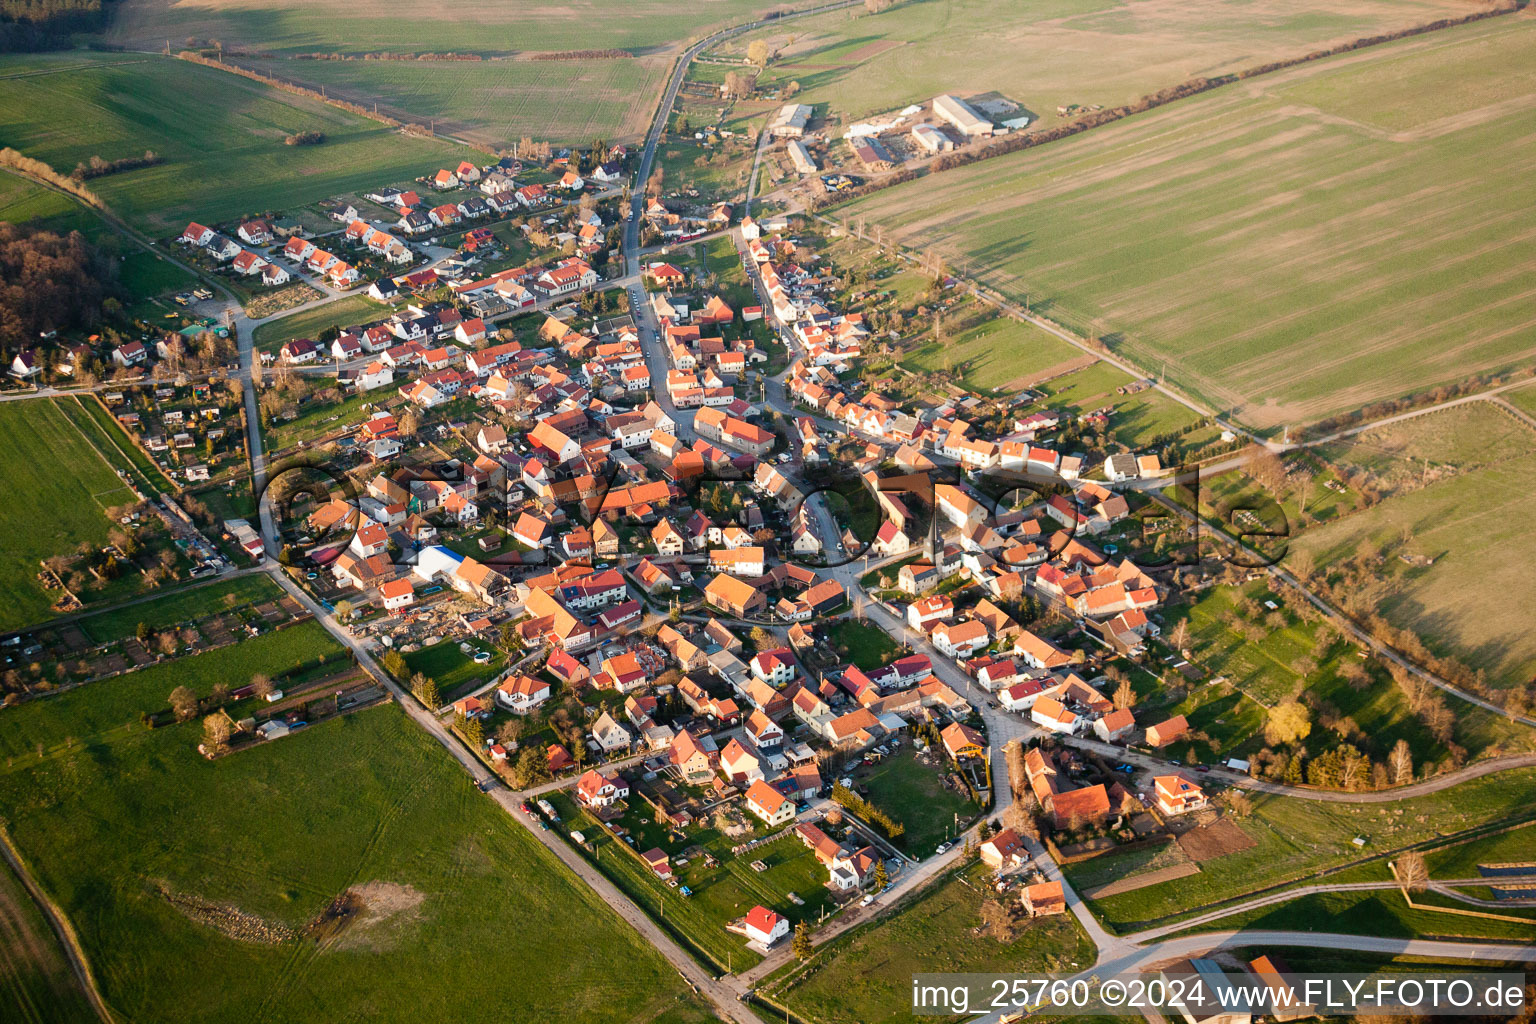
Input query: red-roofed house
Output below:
<box><xmin>743</xmin><ymin>905</ymin><xmax>789</xmax><ymax>946</ymax></box>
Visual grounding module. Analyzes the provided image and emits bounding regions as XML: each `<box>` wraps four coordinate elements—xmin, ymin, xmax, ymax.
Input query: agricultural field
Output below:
<box><xmin>0</xmin><ymin>856</ymin><xmax>97</xmax><ymax>1024</ymax></box>
<box><xmin>108</xmin><ymin>0</ymin><xmax>815</xmax><ymax>55</ymax></box>
<box><xmin>0</xmin><ymin>52</ymin><xmax>471</xmax><ymax>235</ymax></box>
<box><xmin>838</xmin><ymin>15</ymin><xmax>1536</xmax><ymax>430</ymax></box>
<box><xmin>1064</xmin><ymin>768</ymin><xmax>1536</xmax><ymax>932</ymax></box>
<box><xmin>764</xmin><ymin>862</ymin><xmax>1094</xmax><ymax>1024</ymax></box>
<box><xmin>0</xmin><ymin>648</ymin><xmax>714</xmax><ymax>1023</ymax></box>
<box><xmin>0</xmin><ymin>170</ymin><xmax>99</xmax><ymax>236</ymax></box>
<box><xmin>237</xmin><ymin>56</ymin><xmax>670</xmax><ymax>146</ymax></box>
<box><xmin>1504</xmin><ymin>382</ymin><xmax>1536</xmax><ymax>419</ymax></box>
<box><xmin>1311</xmin><ymin>402</ymin><xmax>1536</xmax><ymax>492</ymax></box>
<box><xmin>713</xmin><ymin>0</ymin><xmax>1480</xmax><ymax>127</ymax></box>
<box><xmin>0</xmin><ymin>400</ymin><xmax>142</xmax><ymax>631</ymax></box>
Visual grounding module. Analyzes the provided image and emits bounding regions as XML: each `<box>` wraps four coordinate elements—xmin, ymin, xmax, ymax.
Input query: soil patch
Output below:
<box><xmin>1175</xmin><ymin>818</ymin><xmax>1256</xmax><ymax>862</ymax></box>
<box><xmin>325</xmin><ymin>881</ymin><xmax>426</xmax><ymax>951</ymax></box>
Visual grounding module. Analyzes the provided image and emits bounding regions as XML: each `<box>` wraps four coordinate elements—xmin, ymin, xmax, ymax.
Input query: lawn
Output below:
<box><xmin>237</xmin><ymin>56</ymin><xmax>670</xmax><ymax>146</ymax></box>
<box><xmin>0</xmin><ymin>399</ymin><xmax>143</xmax><ymax>631</ymax></box>
<box><xmin>76</xmin><ymin>574</ymin><xmax>283</xmax><ymax>645</ymax></box>
<box><xmin>854</xmin><ymin>750</ymin><xmax>978</xmax><ymax>853</ymax></box>
<box><xmin>0</xmin><ymin>683</ymin><xmax>715</xmax><ymax>1024</ymax></box>
<box><xmin>765</xmin><ymin>861</ymin><xmax>1095</xmax><ymax>1024</ymax></box>
<box><xmin>0</xmin><ymin>52</ymin><xmax>473</xmax><ymax>235</ymax></box>
<box><xmin>251</xmin><ymin>293</ymin><xmax>389</xmax><ymax>352</ymax></box>
<box><xmin>546</xmin><ymin>788</ymin><xmax>838</xmax><ymax>973</ymax></box>
<box><xmin>901</xmin><ymin>315</ymin><xmax>1086</xmax><ymax>394</ymax></box>
<box><xmin>827</xmin><ymin>619</ymin><xmax>901</xmax><ymax>671</ymax></box>
<box><xmin>0</xmin><ymin>168</ymin><xmax>101</xmax><ymax>236</ymax></box>
<box><xmin>0</xmin><ymin>854</ymin><xmax>97</xmax><ymax>1024</ymax></box>
<box><xmin>402</xmin><ymin>639</ymin><xmax>505</xmax><ymax>703</ymax></box>
<box><xmin>1065</xmin><ymin>768</ymin><xmax>1536</xmax><ymax>932</ymax></box>
<box><xmin>717</xmin><ymin>0</ymin><xmax>1473</xmax><ymax>130</ymax></box>
<box><xmin>839</xmin><ymin>15</ymin><xmax>1536</xmax><ymax>430</ymax></box>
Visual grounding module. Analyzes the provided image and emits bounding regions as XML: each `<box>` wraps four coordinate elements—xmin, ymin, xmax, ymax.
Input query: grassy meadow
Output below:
<box><xmin>838</xmin><ymin>15</ymin><xmax>1536</xmax><ymax>430</ymax></box>
<box><xmin>75</xmin><ymin>573</ymin><xmax>283</xmax><ymax>645</ymax></box>
<box><xmin>0</xmin><ymin>400</ymin><xmax>143</xmax><ymax>631</ymax></box>
<box><xmin>0</xmin><ymin>52</ymin><xmax>471</xmax><ymax>235</ymax></box>
<box><xmin>0</xmin><ymin>631</ymin><xmax>714</xmax><ymax>1024</ymax></box>
<box><xmin>712</xmin><ymin>0</ymin><xmax>1478</xmax><ymax>126</ymax></box>
<box><xmin>237</xmin><ymin>56</ymin><xmax>670</xmax><ymax>146</ymax></box>
<box><xmin>901</xmin><ymin>315</ymin><xmax>1085</xmax><ymax>393</ymax></box>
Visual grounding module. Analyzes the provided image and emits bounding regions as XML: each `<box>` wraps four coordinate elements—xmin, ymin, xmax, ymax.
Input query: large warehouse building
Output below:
<box><xmin>787</xmin><ymin>139</ymin><xmax>818</xmax><ymax>176</ymax></box>
<box><xmin>932</xmin><ymin>94</ymin><xmax>994</xmax><ymax>137</ymax></box>
<box><xmin>768</xmin><ymin>103</ymin><xmax>813</xmax><ymax>138</ymax></box>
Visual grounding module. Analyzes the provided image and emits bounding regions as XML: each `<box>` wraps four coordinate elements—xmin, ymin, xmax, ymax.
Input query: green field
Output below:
<box><xmin>0</xmin><ymin>52</ymin><xmax>471</xmax><ymax>234</ymax></box>
<box><xmin>239</xmin><ymin>56</ymin><xmax>669</xmax><ymax>146</ymax></box>
<box><xmin>0</xmin><ymin>633</ymin><xmax>713</xmax><ymax>1024</ymax></box>
<box><xmin>76</xmin><ymin>573</ymin><xmax>283</xmax><ymax>644</ymax></box>
<box><xmin>0</xmin><ymin>400</ymin><xmax>144</xmax><ymax>631</ymax></box>
<box><xmin>714</xmin><ymin>0</ymin><xmax>1475</xmax><ymax>129</ymax></box>
<box><xmin>1289</xmin><ymin>450</ymin><xmax>1536</xmax><ymax>688</ymax></box>
<box><xmin>902</xmin><ymin>315</ymin><xmax>1085</xmax><ymax>393</ymax></box>
<box><xmin>0</xmin><ymin>170</ymin><xmax>99</xmax><ymax>236</ymax></box>
<box><xmin>839</xmin><ymin>16</ymin><xmax>1536</xmax><ymax>430</ymax></box>
<box><xmin>766</xmin><ymin>862</ymin><xmax>1094</xmax><ymax>1024</ymax></box>
<box><xmin>1065</xmin><ymin>768</ymin><xmax>1536</xmax><ymax>932</ymax></box>
<box><xmin>252</xmin><ymin>293</ymin><xmax>388</xmax><ymax>351</ymax></box>
<box><xmin>68</xmin><ymin>394</ymin><xmax>177</xmax><ymax>495</ymax></box>
<box><xmin>110</xmin><ymin>0</ymin><xmax>816</xmax><ymax>54</ymax></box>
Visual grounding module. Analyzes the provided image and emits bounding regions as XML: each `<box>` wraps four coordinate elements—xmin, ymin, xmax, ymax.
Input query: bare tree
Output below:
<box><xmin>203</xmin><ymin>714</ymin><xmax>232</xmax><ymax>751</ymax></box>
<box><xmin>1396</xmin><ymin>851</ymin><xmax>1428</xmax><ymax>893</ymax></box>
<box><xmin>1388</xmin><ymin>738</ymin><xmax>1413</xmax><ymax>786</ymax></box>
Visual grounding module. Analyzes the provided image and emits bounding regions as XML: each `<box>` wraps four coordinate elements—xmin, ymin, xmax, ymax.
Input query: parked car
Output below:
<box><xmin>935</xmin><ymin>841</ymin><xmax>953</xmax><ymax>856</ymax></box>
<box><xmin>859</xmin><ymin>894</ymin><xmax>875</xmax><ymax>907</ymax></box>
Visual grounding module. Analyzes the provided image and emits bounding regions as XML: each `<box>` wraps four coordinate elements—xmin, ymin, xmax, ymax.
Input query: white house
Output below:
<box><xmin>743</xmin><ymin>905</ymin><xmax>789</xmax><ymax>947</ymax></box>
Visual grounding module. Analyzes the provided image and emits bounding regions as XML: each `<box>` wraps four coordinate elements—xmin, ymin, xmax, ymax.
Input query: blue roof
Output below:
<box><xmin>425</xmin><ymin>544</ymin><xmax>464</xmax><ymax>564</ymax></box>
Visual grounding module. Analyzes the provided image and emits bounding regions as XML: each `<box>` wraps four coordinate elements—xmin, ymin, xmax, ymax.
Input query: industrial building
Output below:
<box><xmin>787</xmin><ymin>139</ymin><xmax>818</xmax><ymax>176</ymax></box>
<box><xmin>911</xmin><ymin>122</ymin><xmax>955</xmax><ymax>153</ymax></box>
<box><xmin>932</xmin><ymin>93</ymin><xmax>993</xmax><ymax>137</ymax></box>
<box><xmin>768</xmin><ymin>103</ymin><xmax>813</xmax><ymax>138</ymax></box>
<box><xmin>848</xmin><ymin>135</ymin><xmax>894</xmax><ymax>171</ymax></box>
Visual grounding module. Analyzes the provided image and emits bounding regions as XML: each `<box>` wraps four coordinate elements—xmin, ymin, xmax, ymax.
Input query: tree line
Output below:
<box><xmin>0</xmin><ymin>222</ymin><xmax>119</xmax><ymax>346</ymax></box>
<box><xmin>0</xmin><ymin>0</ymin><xmax>111</xmax><ymax>52</ymax></box>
